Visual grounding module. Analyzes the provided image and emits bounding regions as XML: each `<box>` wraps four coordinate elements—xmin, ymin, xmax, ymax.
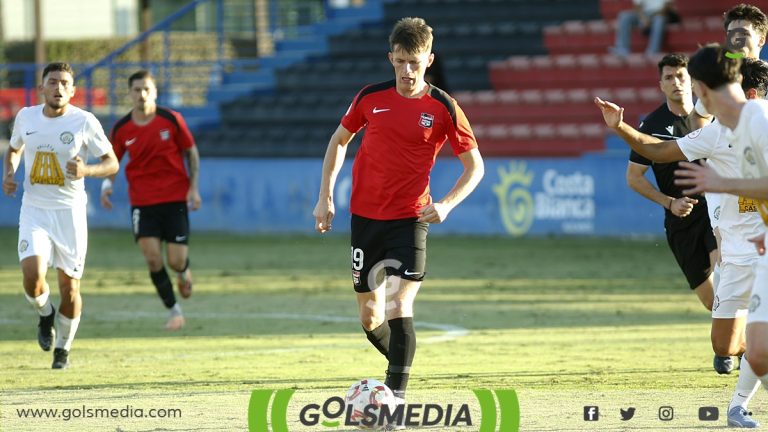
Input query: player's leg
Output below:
<box><xmin>163</xmin><ymin>202</ymin><xmax>192</xmax><ymax>299</ymax></box>
<box><xmin>352</xmin><ymin>214</ymin><xmax>390</xmax><ymax>357</ymax></box>
<box><xmin>645</xmin><ymin>13</ymin><xmax>667</xmax><ymax>56</ymax></box>
<box><xmin>711</xmin><ymin>261</ymin><xmax>752</xmax><ymax>372</ymax></box>
<box><xmin>382</xmin><ymin>218</ymin><xmax>428</xmax><ymax>401</ymax></box>
<box><xmin>18</xmin><ymin>205</ymin><xmax>56</xmax><ymax>352</ymax></box>
<box><xmin>133</xmin><ymin>206</ymin><xmax>183</xmax><ymax>330</ymax></box>
<box><xmin>49</xmin><ymin>205</ymin><xmax>88</xmax><ymax>369</ymax></box>
<box><xmin>667</xmin><ymin>221</ymin><xmax>715</xmax><ymax>311</ymax></box>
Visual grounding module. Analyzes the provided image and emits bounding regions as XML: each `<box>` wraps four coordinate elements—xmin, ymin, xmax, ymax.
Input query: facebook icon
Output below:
<box><xmin>584</xmin><ymin>406</ymin><xmax>599</xmax><ymax>421</ymax></box>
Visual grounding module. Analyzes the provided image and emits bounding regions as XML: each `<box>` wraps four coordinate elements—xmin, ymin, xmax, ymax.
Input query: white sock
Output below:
<box><xmin>55</xmin><ymin>314</ymin><xmax>80</xmax><ymax>351</ymax></box>
<box><xmin>730</xmin><ymin>357</ymin><xmax>761</xmax><ymax>411</ymax></box>
<box><xmin>24</xmin><ymin>289</ymin><xmax>53</xmax><ymax>316</ymax></box>
<box><xmin>713</xmin><ymin>263</ymin><xmax>721</xmax><ymax>289</ymax></box>
<box><xmin>169</xmin><ymin>303</ymin><xmax>183</xmax><ymax>317</ymax></box>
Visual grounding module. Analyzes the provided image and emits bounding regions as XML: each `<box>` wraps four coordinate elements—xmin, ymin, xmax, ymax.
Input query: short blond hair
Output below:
<box><xmin>389</xmin><ymin>17</ymin><xmax>433</xmax><ymax>54</ymax></box>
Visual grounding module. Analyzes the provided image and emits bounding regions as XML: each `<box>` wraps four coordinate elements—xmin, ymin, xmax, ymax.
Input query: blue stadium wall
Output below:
<box><xmin>0</xmin><ymin>154</ymin><xmax>670</xmax><ymax>236</ymax></box>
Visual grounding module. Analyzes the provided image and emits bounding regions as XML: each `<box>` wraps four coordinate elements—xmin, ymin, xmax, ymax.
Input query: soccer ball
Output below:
<box><xmin>344</xmin><ymin>378</ymin><xmax>396</xmax><ymax>430</ymax></box>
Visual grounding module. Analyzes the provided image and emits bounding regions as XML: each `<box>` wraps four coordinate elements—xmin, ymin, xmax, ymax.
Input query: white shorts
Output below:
<box><xmin>18</xmin><ymin>204</ymin><xmax>87</xmax><ymax>279</ymax></box>
<box><xmin>748</xmin><ymin>254</ymin><xmax>768</xmax><ymax>324</ymax></box>
<box><xmin>712</xmin><ymin>261</ymin><xmax>755</xmax><ymax>319</ymax></box>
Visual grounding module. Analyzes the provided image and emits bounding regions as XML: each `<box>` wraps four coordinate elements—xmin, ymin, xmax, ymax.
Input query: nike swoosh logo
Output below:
<box><xmin>175</xmin><ymin>235</ymin><xmax>187</xmax><ymax>242</ymax></box>
<box><xmin>403</xmin><ymin>270</ymin><xmax>420</xmax><ymax>276</ymax></box>
<box><xmin>25</xmin><ymin>131</ymin><xmax>37</xmax><ymax>135</ymax></box>
<box><xmin>126</xmin><ymin>138</ymin><xmax>137</xmax><ymax>146</ymax></box>
<box><xmin>373</xmin><ymin>108</ymin><xmax>390</xmax><ymax>114</ymax></box>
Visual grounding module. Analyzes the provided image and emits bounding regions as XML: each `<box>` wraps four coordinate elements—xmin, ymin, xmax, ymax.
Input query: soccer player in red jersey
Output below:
<box><xmin>101</xmin><ymin>70</ymin><xmax>201</xmax><ymax>331</ymax></box>
<box><xmin>313</xmin><ymin>17</ymin><xmax>484</xmax><ymax>407</ymax></box>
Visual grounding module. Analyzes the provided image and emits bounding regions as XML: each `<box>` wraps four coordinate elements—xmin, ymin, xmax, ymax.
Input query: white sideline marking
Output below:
<box><xmin>105</xmin><ymin>310</ymin><xmax>469</xmax><ymax>344</ymax></box>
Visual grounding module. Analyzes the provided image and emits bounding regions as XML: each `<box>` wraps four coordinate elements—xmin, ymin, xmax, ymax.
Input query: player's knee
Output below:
<box><xmin>59</xmin><ymin>280</ymin><xmax>81</xmax><ymax>303</ymax></box>
<box><xmin>747</xmin><ymin>348</ymin><xmax>768</xmax><ymax>375</ymax></box>
<box><xmin>22</xmin><ymin>273</ymin><xmax>45</xmax><ymax>293</ymax></box>
<box><xmin>360</xmin><ymin>312</ymin><xmax>385</xmax><ymax>331</ymax></box>
<box><xmin>143</xmin><ymin>255</ymin><xmax>164</xmax><ymax>272</ymax></box>
<box><xmin>168</xmin><ymin>257</ymin><xmax>186</xmax><ymax>273</ymax></box>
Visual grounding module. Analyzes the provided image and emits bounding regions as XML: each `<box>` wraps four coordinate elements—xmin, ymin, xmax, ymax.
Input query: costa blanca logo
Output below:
<box><xmin>247</xmin><ymin>388</ymin><xmax>519</xmax><ymax>431</ymax></box>
<box><xmin>494</xmin><ymin>162</ymin><xmax>534</xmax><ymax>236</ymax></box>
<box><xmin>419</xmin><ymin>113</ymin><xmax>434</xmax><ymax>128</ymax></box>
<box><xmin>59</xmin><ymin>131</ymin><xmax>74</xmax><ymax>145</ymax></box>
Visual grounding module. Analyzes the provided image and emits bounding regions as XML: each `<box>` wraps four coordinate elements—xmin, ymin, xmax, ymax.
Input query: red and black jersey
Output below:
<box><xmin>110</xmin><ymin>107</ymin><xmax>195</xmax><ymax>206</ymax></box>
<box><xmin>341</xmin><ymin>80</ymin><xmax>477</xmax><ymax>220</ymax></box>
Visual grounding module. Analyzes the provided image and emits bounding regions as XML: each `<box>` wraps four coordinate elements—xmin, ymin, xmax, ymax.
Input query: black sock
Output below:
<box><xmin>150</xmin><ymin>268</ymin><xmax>176</xmax><ymax>308</ymax></box>
<box><xmin>385</xmin><ymin>317</ymin><xmax>415</xmax><ymax>398</ymax></box>
<box><xmin>363</xmin><ymin>323</ymin><xmax>390</xmax><ymax>359</ymax></box>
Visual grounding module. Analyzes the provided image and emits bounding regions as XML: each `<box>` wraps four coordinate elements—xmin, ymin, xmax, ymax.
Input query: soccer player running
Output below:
<box><xmin>313</xmin><ymin>16</ymin><xmax>484</xmax><ymax>413</ymax></box>
<box><xmin>595</xmin><ymin>55</ymin><xmax>768</xmax><ymax>427</ymax></box>
<box><xmin>625</xmin><ymin>53</ymin><xmax>717</xmax><ymax>312</ymax></box>
<box><xmin>101</xmin><ymin>70</ymin><xmax>201</xmax><ymax>331</ymax></box>
<box><xmin>689</xmin><ymin>3</ymin><xmax>767</xmax><ymax>130</ymax></box>
<box><xmin>2</xmin><ymin>62</ymin><xmax>119</xmax><ymax>369</ymax></box>
<box><xmin>675</xmin><ymin>45</ymin><xmax>768</xmax><ymax>428</ymax></box>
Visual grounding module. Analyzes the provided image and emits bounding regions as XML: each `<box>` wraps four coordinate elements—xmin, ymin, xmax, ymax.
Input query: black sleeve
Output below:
<box><xmin>629</xmin><ymin>149</ymin><xmax>652</xmax><ymax>166</ymax></box>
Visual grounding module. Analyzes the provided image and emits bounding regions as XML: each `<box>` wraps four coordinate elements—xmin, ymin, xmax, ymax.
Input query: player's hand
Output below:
<box><xmin>313</xmin><ymin>198</ymin><xmax>335</xmax><ymax>233</ymax></box>
<box><xmin>66</xmin><ymin>156</ymin><xmax>88</xmax><ymax>179</ymax></box>
<box><xmin>593</xmin><ymin>97</ymin><xmax>624</xmax><ymax>129</ymax></box>
<box><xmin>670</xmin><ymin>196</ymin><xmax>698</xmax><ymax>218</ymax></box>
<box><xmin>187</xmin><ymin>187</ymin><xmax>202</xmax><ymax>211</ymax></box>
<box><xmin>749</xmin><ymin>233</ymin><xmax>766</xmax><ymax>255</ymax></box>
<box><xmin>674</xmin><ymin>161</ymin><xmax>724</xmax><ymax>195</ymax></box>
<box><xmin>100</xmin><ymin>187</ymin><xmax>113</xmax><ymax>210</ymax></box>
<box><xmin>2</xmin><ymin>173</ymin><xmax>17</xmax><ymax>197</ymax></box>
<box><xmin>418</xmin><ymin>202</ymin><xmax>452</xmax><ymax>223</ymax></box>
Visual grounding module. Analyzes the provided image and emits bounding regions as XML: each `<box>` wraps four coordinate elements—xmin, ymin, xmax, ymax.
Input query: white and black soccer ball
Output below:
<box><xmin>344</xmin><ymin>378</ymin><xmax>396</xmax><ymax>430</ymax></box>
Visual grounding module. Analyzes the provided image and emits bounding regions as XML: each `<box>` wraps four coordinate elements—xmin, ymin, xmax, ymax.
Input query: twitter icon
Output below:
<box><xmin>620</xmin><ymin>407</ymin><xmax>636</xmax><ymax>421</ymax></box>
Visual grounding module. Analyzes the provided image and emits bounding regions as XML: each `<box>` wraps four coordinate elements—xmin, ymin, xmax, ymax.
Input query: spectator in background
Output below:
<box><xmin>101</xmin><ymin>70</ymin><xmax>201</xmax><ymax>331</ymax></box>
<box><xmin>610</xmin><ymin>0</ymin><xmax>675</xmax><ymax>58</ymax></box>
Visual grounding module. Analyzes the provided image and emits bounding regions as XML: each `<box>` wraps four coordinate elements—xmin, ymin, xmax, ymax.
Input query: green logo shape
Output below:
<box><xmin>248</xmin><ymin>389</ymin><xmax>295</xmax><ymax>432</ymax></box>
<box><xmin>726</xmin><ymin>51</ymin><xmax>745</xmax><ymax>59</ymax></box>
<box><xmin>473</xmin><ymin>388</ymin><xmax>520</xmax><ymax>432</ymax></box>
<box><xmin>249</xmin><ymin>388</ymin><xmax>518</xmax><ymax>431</ymax></box>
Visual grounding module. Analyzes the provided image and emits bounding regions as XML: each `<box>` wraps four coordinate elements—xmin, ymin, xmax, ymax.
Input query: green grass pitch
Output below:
<box><xmin>0</xmin><ymin>228</ymin><xmax>759</xmax><ymax>431</ymax></box>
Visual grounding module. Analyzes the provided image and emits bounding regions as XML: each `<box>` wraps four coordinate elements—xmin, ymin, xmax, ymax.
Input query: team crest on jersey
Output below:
<box><xmin>352</xmin><ymin>270</ymin><xmax>361</xmax><ymax>285</ymax></box>
<box><xmin>19</xmin><ymin>240</ymin><xmax>28</xmax><ymax>253</ymax></box>
<box><xmin>419</xmin><ymin>113</ymin><xmax>434</xmax><ymax>128</ymax></box>
<box><xmin>159</xmin><ymin>129</ymin><xmax>170</xmax><ymax>140</ymax></box>
<box><xmin>744</xmin><ymin>147</ymin><xmax>757</xmax><ymax>165</ymax></box>
<box><xmin>750</xmin><ymin>295</ymin><xmax>761</xmax><ymax>313</ymax></box>
<box><xmin>713</xmin><ymin>205</ymin><xmax>721</xmax><ymax>220</ymax></box>
<box><xmin>59</xmin><ymin>131</ymin><xmax>74</xmax><ymax>145</ymax></box>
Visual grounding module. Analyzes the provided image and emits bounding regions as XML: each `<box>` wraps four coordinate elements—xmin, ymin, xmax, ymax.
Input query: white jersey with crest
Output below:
<box><xmin>677</xmin><ymin>119</ymin><xmax>763</xmax><ymax>265</ymax></box>
<box><xmin>10</xmin><ymin>104</ymin><xmax>112</xmax><ymax>209</ymax></box>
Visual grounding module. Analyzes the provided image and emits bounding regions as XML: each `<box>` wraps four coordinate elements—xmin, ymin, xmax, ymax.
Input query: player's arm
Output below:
<box><xmin>3</xmin><ymin>143</ymin><xmax>23</xmax><ymax>197</ymax></box>
<box><xmin>594</xmin><ymin>97</ymin><xmax>686</xmax><ymax>162</ymax></box>
<box><xmin>626</xmin><ymin>162</ymin><xmax>694</xmax><ymax>217</ymax></box>
<box><xmin>184</xmin><ymin>145</ymin><xmax>201</xmax><ymax>210</ymax></box>
<box><xmin>313</xmin><ymin>124</ymin><xmax>355</xmax><ymax>233</ymax></box>
<box><xmin>418</xmin><ymin>148</ymin><xmax>484</xmax><ymax>223</ymax></box>
<box><xmin>66</xmin><ymin>149</ymin><xmax>119</xmax><ymax>180</ymax></box>
<box><xmin>687</xmin><ymin>99</ymin><xmax>713</xmax><ymax>131</ymax></box>
<box><xmin>676</xmin><ymin>161</ymin><xmax>768</xmax><ymax>200</ymax></box>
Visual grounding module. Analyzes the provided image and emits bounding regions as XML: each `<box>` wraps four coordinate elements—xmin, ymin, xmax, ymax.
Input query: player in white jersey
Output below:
<box><xmin>595</xmin><ymin>56</ymin><xmax>768</xmax><ymax>427</ymax></box>
<box><xmin>2</xmin><ymin>63</ymin><xmax>118</xmax><ymax>369</ymax></box>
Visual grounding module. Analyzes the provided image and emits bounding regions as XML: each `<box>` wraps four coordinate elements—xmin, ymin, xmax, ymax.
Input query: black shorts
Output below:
<box><xmin>665</xmin><ymin>215</ymin><xmax>717</xmax><ymax>289</ymax></box>
<box><xmin>350</xmin><ymin>214</ymin><xmax>429</xmax><ymax>293</ymax></box>
<box><xmin>131</xmin><ymin>202</ymin><xmax>190</xmax><ymax>244</ymax></box>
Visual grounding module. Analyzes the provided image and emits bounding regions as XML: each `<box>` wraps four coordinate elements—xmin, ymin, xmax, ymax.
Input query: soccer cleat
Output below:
<box><xmin>177</xmin><ymin>269</ymin><xmax>193</xmax><ymax>299</ymax></box>
<box><xmin>37</xmin><ymin>309</ymin><xmax>55</xmax><ymax>351</ymax></box>
<box><xmin>52</xmin><ymin>348</ymin><xmax>69</xmax><ymax>369</ymax></box>
<box><xmin>728</xmin><ymin>406</ymin><xmax>760</xmax><ymax>428</ymax></box>
<box><xmin>714</xmin><ymin>355</ymin><xmax>735</xmax><ymax>374</ymax></box>
<box><xmin>384</xmin><ymin>397</ymin><xmax>407</xmax><ymax>430</ymax></box>
<box><xmin>165</xmin><ymin>314</ymin><xmax>185</xmax><ymax>331</ymax></box>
